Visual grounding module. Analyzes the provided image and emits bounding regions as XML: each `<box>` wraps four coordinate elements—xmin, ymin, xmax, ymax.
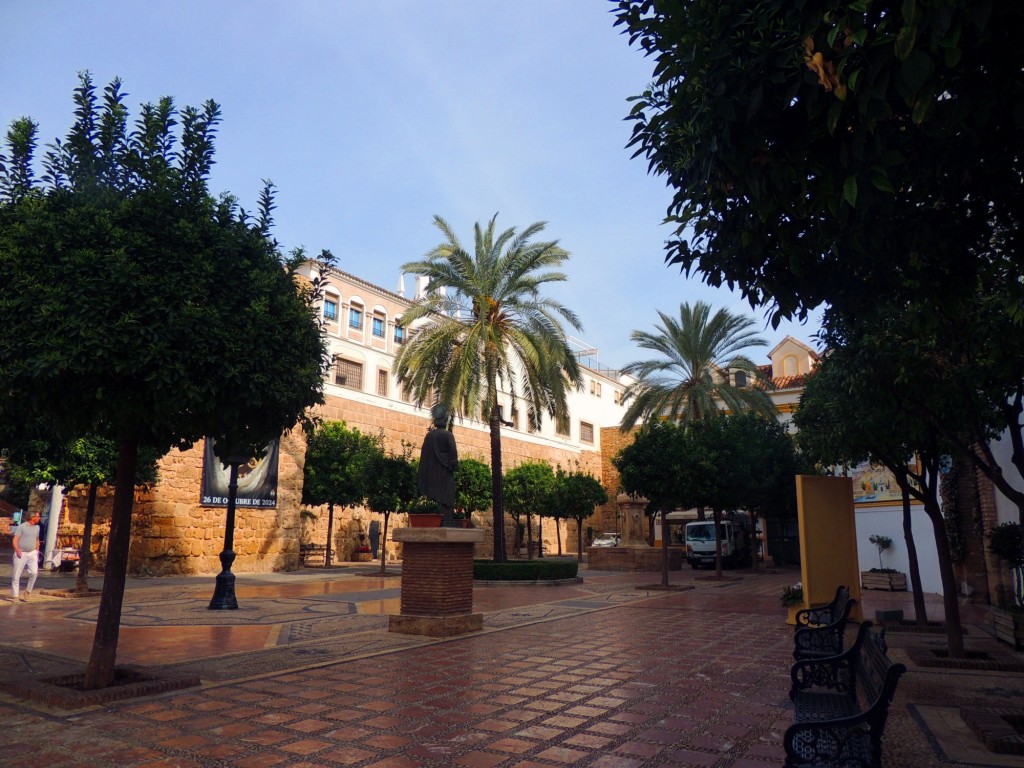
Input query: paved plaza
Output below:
<box><xmin>1</xmin><ymin>560</ymin><xmax>1022</xmax><ymax>767</ymax></box>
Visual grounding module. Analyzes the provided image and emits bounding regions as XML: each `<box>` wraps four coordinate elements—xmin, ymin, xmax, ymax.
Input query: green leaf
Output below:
<box><xmin>895</xmin><ymin>24</ymin><xmax>918</xmax><ymax>61</ymax></box>
<box><xmin>843</xmin><ymin>175</ymin><xmax>858</xmax><ymax>208</ymax></box>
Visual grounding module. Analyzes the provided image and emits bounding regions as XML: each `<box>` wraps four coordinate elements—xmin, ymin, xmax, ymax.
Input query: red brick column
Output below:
<box><xmin>389</xmin><ymin>528</ymin><xmax>484</xmax><ymax>636</ymax></box>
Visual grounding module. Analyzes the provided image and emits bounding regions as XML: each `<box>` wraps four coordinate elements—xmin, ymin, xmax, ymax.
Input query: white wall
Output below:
<box><xmin>853</xmin><ymin>505</ymin><xmax>943</xmax><ymax>595</ymax></box>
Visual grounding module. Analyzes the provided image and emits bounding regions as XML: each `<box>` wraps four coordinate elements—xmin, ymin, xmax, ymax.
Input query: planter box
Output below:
<box><xmin>350</xmin><ymin>552</ymin><xmax>373</xmax><ymax>562</ymax></box>
<box><xmin>991</xmin><ymin>606</ymin><xmax>1024</xmax><ymax>651</ymax></box>
<box><xmin>861</xmin><ymin>571</ymin><xmax>907</xmax><ymax>591</ymax></box>
<box><xmin>409</xmin><ymin>514</ymin><xmax>442</xmax><ymax>528</ymax></box>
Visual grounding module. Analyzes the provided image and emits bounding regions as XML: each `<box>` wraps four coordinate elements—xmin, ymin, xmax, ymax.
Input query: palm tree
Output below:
<box><xmin>619</xmin><ymin>301</ymin><xmax>776</xmax><ymax>431</ymax></box>
<box><xmin>396</xmin><ymin>214</ymin><xmax>583</xmax><ymax>562</ymax></box>
<box><xmin>619</xmin><ymin>301</ymin><xmax>776</xmax><ymax>579</ymax></box>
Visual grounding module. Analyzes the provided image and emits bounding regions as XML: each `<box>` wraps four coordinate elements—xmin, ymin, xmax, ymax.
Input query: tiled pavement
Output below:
<box><xmin>1</xmin><ymin>561</ymin><xmax>1023</xmax><ymax>767</ymax></box>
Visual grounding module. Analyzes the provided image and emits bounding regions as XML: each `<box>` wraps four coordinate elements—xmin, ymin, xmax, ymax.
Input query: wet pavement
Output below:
<box><xmin>1</xmin><ymin>558</ymin><xmax>1022</xmax><ymax>767</ymax></box>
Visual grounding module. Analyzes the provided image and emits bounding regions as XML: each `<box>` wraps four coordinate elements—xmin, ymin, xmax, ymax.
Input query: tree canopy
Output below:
<box><xmin>0</xmin><ymin>73</ymin><xmax>329</xmax><ymax>688</ymax></box>
<box><xmin>613</xmin><ymin>0</ymin><xmax>1024</xmax><ymax>323</ymax></box>
<box><xmin>302</xmin><ymin>422</ymin><xmax>380</xmax><ymax>567</ymax></box>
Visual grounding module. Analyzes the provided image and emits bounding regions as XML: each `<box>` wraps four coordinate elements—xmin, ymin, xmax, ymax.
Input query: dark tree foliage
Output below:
<box><xmin>613</xmin><ymin>0</ymin><xmax>1024</xmax><ymax>323</ymax></box>
<box><xmin>0</xmin><ymin>74</ymin><xmax>329</xmax><ymax>688</ymax></box>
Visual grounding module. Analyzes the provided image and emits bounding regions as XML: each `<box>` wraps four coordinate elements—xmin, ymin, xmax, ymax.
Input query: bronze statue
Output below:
<box><xmin>417</xmin><ymin>404</ymin><xmax>459</xmax><ymax>526</ymax></box>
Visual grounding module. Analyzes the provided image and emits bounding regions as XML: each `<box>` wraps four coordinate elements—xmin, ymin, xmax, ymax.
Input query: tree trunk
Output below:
<box><xmin>76</xmin><ymin>482</ymin><xmax>98</xmax><ymax>595</ymax></box>
<box><xmin>660</xmin><ymin>509</ymin><xmax>669</xmax><ymax>588</ymax></box>
<box><xmin>83</xmin><ymin>436</ymin><xmax>139</xmax><ymax>690</ymax></box>
<box><xmin>556</xmin><ymin>519</ymin><xmax>563</xmax><ymax>556</ymax></box>
<box><xmin>899</xmin><ymin>482</ymin><xmax>928</xmax><ymax>626</ymax></box>
<box><xmin>577</xmin><ymin>518</ymin><xmax>584</xmax><ymax>562</ymax></box>
<box><xmin>325</xmin><ymin>502</ymin><xmax>335</xmax><ymax>568</ymax></box>
<box><xmin>489</xmin><ymin>408</ymin><xmax>506</xmax><ymax>563</ymax></box>
<box><xmin>526</xmin><ymin>513</ymin><xmax>534</xmax><ymax>559</ymax></box>
<box><xmin>713</xmin><ymin>507</ymin><xmax>724</xmax><ymax>579</ymax></box>
<box><xmin>538</xmin><ymin>517</ymin><xmax>544</xmax><ymax>558</ymax></box>
<box><xmin>379</xmin><ymin>512</ymin><xmax>389</xmax><ymax>576</ymax></box>
<box><xmin>925</xmin><ymin>497</ymin><xmax>966</xmax><ymax>656</ymax></box>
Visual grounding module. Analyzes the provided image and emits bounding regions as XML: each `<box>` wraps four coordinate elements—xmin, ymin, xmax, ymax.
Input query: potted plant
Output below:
<box><xmin>782</xmin><ymin>581</ymin><xmax>804</xmax><ymax>625</ymax></box>
<box><xmin>861</xmin><ymin>534</ymin><xmax>907</xmax><ymax>591</ymax></box>
<box><xmin>988</xmin><ymin>522</ymin><xmax>1024</xmax><ymax>650</ymax></box>
<box><xmin>407</xmin><ymin>496</ymin><xmax>443</xmax><ymax>527</ymax></box>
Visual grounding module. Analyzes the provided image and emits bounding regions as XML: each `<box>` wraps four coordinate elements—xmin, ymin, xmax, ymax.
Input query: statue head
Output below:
<box><xmin>430</xmin><ymin>403</ymin><xmax>450</xmax><ymax>429</ymax></box>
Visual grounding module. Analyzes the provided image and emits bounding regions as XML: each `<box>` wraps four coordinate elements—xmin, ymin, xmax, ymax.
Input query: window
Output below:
<box><xmin>394</xmin><ymin>325</ymin><xmax>404</xmax><ymax>345</ymax></box>
<box><xmin>399</xmin><ymin>383</ymin><xmax>412</xmax><ymax>403</ymax></box>
<box><xmin>613</xmin><ymin>389</ymin><xmax>623</xmax><ymax>405</ymax></box>
<box><xmin>323</xmin><ymin>298</ymin><xmax>338</xmax><ymax>321</ymax></box>
<box><xmin>589</xmin><ymin>380</ymin><xmax>602</xmax><ymax>397</ymax></box>
<box><xmin>372</xmin><ymin>315</ymin><xmax>385</xmax><ymax>339</ymax></box>
<box><xmin>333</xmin><ymin>358</ymin><xmax>363</xmax><ymax>391</ymax></box>
<box><xmin>734</xmin><ymin>371</ymin><xmax>747</xmax><ymax>387</ymax></box>
<box><xmin>349</xmin><ymin>306</ymin><xmax>363</xmax><ymax>330</ymax></box>
<box><xmin>783</xmin><ymin>355</ymin><xmax>798</xmax><ymax>377</ymax></box>
<box><xmin>555</xmin><ymin>419</ymin><xmax>570</xmax><ymax>437</ymax></box>
<box><xmin>510</xmin><ymin>407</ymin><xmax>520</xmax><ymax>431</ymax></box>
<box><xmin>580</xmin><ymin>421</ymin><xmax>594</xmax><ymax>444</ymax></box>
<box><xmin>376</xmin><ymin>369</ymin><xmax>389</xmax><ymax>397</ymax></box>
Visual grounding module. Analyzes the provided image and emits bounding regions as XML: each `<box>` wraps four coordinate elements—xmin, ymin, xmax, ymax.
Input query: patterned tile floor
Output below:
<box><xmin>1</xmin><ymin>561</ymin><xmax>1022</xmax><ymax>766</ymax></box>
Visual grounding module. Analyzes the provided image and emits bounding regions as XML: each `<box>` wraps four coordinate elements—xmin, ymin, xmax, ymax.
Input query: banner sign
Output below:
<box><xmin>200</xmin><ymin>438</ymin><xmax>279</xmax><ymax>508</ymax></box>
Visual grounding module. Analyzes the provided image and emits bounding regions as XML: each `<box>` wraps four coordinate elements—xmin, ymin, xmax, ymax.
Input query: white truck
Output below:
<box><xmin>684</xmin><ymin>513</ymin><xmax>751</xmax><ymax>569</ymax></box>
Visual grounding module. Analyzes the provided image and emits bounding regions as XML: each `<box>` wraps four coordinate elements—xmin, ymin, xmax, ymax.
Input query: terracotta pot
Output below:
<box><xmin>409</xmin><ymin>514</ymin><xmax>442</xmax><ymax>528</ymax></box>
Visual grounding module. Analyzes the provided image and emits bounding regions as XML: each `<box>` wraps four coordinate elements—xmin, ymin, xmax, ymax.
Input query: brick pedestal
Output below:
<box><xmin>389</xmin><ymin>528</ymin><xmax>484</xmax><ymax>637</ymax></box>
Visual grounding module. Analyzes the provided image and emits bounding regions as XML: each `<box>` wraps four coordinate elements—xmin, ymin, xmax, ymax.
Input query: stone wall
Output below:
<box><xmin>53</xmin><ymin>393</ymin><xmax>605</xmax><ymax>575</ymax></box>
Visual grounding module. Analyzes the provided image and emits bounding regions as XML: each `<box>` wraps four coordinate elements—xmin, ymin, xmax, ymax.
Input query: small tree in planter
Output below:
<box><xmin>869</xmin><ymin>534</ymin><xmax>894</xmax><ymax>570</ymax></box>
<box><xmin>863</xmin><ymin>533</ymin><xmax>906</xmax><ymax>590</ymax></box>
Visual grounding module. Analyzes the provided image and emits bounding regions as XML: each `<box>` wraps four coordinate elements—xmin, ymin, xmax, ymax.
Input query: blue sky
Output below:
<box><xmin>1</xmin><ymin>1</ymin><xmax>822</xmax><ymax>369</ymax></box>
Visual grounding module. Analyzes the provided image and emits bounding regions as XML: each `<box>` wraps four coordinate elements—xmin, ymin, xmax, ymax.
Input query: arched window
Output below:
<box><xmin>783</xmin><ymin>355</ymin><xmax>798</xmax><ymax>377</ymax></box>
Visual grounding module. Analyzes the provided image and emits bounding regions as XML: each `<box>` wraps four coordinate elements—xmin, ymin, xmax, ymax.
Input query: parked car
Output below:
<box><xmin>590</xmin><ymin>532</ymin><xmax>621</xmax><ymax>548</ymax></box>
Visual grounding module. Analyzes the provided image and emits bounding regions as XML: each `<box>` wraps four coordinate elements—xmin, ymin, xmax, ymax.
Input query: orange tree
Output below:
<box><xmin>0</xmin><ymin>74</ymin><xmax>329</xmax><ymax>688</ymax></box>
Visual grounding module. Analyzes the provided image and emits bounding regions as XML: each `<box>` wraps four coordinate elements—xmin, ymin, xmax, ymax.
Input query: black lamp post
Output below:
<box><xmin>209</xmin><ymin>454</ymin><xmax>247</xmax><ymax>610</ymax></box>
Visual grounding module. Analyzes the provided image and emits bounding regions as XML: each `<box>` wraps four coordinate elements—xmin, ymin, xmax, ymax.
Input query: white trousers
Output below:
<box><xmin>11</xmin><ymin>550</ymin><xmax>39</xmax><ymax>597</ymax></box>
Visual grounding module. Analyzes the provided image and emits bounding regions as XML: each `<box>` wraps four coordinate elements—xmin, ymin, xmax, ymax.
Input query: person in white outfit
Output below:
<box><xmin>11</xmin><ymin>510</ymin><xmax>41</xmax><ymax>601</ymax></box>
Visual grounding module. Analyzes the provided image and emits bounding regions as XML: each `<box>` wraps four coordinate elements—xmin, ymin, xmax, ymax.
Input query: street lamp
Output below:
<box><xmin>208</xmin><ymin>453</ymin><xmax>248</xmax><ymax>610</ymax></box>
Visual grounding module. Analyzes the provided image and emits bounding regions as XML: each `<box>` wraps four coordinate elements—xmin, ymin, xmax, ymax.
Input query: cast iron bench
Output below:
<box><xmin>299</xmin><ymin>543</ymin><xmax>326</xmax><ymax>566</ymax></box>
<box><xmin>785</xmin><ymin>621</ymin><xmax>906</xmax><ymax>767</ymax></box>
<box><xmin>794</xmin><ymin>587</ymin><xmax>857</xmax><ymax>661</ymax></box>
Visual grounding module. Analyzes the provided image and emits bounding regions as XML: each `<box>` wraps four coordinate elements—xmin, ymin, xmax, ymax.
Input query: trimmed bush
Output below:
<box><xmin>473</xmin><ymin>559</ymin><xmax>578</xmax><ymax>581</ymax></box>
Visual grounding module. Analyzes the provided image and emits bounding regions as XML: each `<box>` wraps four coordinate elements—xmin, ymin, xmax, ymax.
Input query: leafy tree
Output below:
<box><xmin>613</xmin><ymin>1</ymin><xmax>1024</xmax><ymax>324</ymax></box>
<box><xmin>455</xmin><ymin>457</ymin><xmax>492</xmax><ymax>522</ymax></box>
<box><xmin>302</xmin><ymin>422</ymin><xmax>380</xmax><ymax>566</ymax></box>
<box><xmin>550</xmin><ymin>466</ymin><xmax>608</xmax><ymax>562</ymax></box>
<box><xmin>504</xmin><ymin>461</ymin><xmax>556</xmax><ymax>559</ymax></box>
<box><xmin>614</xmin><ymin>420</ymin><xmax>696</xmax><ymax>585</ymax></box>
<box><xmin>0</xmin><ymin>74</ymin><xmax>329</xmax><ymax>688</ymax></box>
<box><xmin>620</xmin><ymin>302</ymin><xmax>774</xmax><ymax>431</ymax></box>
<box><xmin>362</xmin><ymin>444</ymin><xmax>417</xmax><ymax>576</ymax></box>
<box><xmin>395</xmin><ymin>214</ymin><xmax>583</xmax><ymax>562</ymax></box>
<box><xmin>795</xmin><ymin>340</ymin><xmax>966</xmax><ymax>651</ymax></box>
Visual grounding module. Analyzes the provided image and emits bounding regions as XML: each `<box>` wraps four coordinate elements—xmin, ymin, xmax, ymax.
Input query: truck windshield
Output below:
<box><xmin>686</xmin><ymin>524</ymin><xmax>728</xmax><ymax>542</ymax></box>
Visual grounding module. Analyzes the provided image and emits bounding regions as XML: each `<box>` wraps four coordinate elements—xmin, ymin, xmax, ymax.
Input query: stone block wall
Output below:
<box><xmin>49</xmin><ymin>392</ymin><xmax>607</xmax><ymax>575</ymax></box>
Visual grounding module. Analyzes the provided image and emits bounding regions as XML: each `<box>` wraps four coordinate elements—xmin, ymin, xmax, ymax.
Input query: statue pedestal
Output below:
<box><xmin>389</xmin><ymin>528</ymin><xmax>485</xmax><ymax>637</ymax></box>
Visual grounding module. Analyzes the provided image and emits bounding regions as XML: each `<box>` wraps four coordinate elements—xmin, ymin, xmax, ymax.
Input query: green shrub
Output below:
<box><xmin>473</xmin><ymin>559</ymin><xmax>578</xmax><ymax>581</ymax></box>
